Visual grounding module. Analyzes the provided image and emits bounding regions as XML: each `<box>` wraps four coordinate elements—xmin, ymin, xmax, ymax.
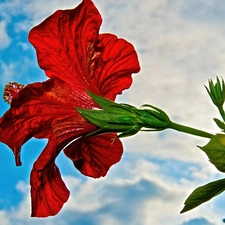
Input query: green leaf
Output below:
<box><xmin>214</xmin><ymin>118</ymin><xmax>225</xmax><ymax>132</ymax></box>
<box><xmin>181</xmin><ymin>178</ymin><xmax>225</xmax><ymax>213</ymax></box>
<box><xmin>199</xmin><ymin>134</ymin><xmax>225</xmax><ymax>172</ymax></box>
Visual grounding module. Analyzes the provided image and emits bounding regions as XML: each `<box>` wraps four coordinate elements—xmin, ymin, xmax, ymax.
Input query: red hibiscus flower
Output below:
<box><xmin>0</xmin><ymin>0</ymin><xmax>140</xmax><ymax>217</ymax></box>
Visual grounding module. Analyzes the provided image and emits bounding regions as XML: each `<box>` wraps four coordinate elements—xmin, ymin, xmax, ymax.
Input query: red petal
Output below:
<box><xmin>28</xmin><ymin>0</ymin><xmax>102</xmax><ymax>88</ymax></box>
<box><xmin>92</xmin><ymin>34</ymin><xmax>140</xmax><ymax>100</ymax></box>
<box><xmin>0</xmin><ymin>77</ymin><xmax>95</xmax><ymax>166</ymax></box>
<box><xmin>30</xmin><ymin>135</ymin><xmax>69</xmax><ymax>217</ymax></box>
<box><xmin>64</xmin><ymin>133</ymin><xmax>123</xmax><ymax>178</ymax></box>
<box><xmin>52</xmin><ymin>115</ymin><xmax>96</xmax><ymax>147</ymax></box>
<box><xmin>28</xmin><ymin>0</ymin><xmax>140</xmax><ymax>99</ymax></box>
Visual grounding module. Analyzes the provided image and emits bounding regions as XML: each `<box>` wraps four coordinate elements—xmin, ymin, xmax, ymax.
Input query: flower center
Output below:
<box><xmin>3</xmin><ymin>82</ymin><xmax>25</xmax><ymax>104</ymax></box>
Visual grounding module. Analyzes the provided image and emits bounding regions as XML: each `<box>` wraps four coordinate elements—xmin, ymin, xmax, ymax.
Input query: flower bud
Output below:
<box><xmin>76</xmin><ymin>90</ymin><xmax>172</xmax><ymax>138</ymax></box>
<box><xmin>205</xmin><ymin>77</ymin><xmax>225</xmax><ymax>107</ymax></box>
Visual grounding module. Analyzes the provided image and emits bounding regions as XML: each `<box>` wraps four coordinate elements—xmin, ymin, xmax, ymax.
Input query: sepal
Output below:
<box><xmin>199</xmin><ymin>134</ymin><xmax>225</xmax><ymax>172</ymax></box>
<box><xmin>76</xmin><ymin>92</ymin><xmax>142</xmax><ymax>138</ymax></box>
<box><xmin>86</xmin><ymin>90</ymin><xmax>118</xmax><ymax>109</ymax></box>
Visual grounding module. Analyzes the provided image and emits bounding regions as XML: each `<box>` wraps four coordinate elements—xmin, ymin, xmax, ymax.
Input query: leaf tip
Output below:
<box><xmin>180</xmin><ymin>206</ymin><xmax>189</xmax><ymax>214</ymax></box>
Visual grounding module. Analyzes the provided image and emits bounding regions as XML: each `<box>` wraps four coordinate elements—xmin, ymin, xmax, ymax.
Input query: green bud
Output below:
<box><xmin>76</xmin><ymin>90</ymin><xmax>173</xmax><ymax>138</ymax></box>
<box><xmin>205</xmin><ymin>76</ymin><xmax>225</xmax><ymax>107</ymax></box>
<box><xmin>138</xmin><ymin>104</ymin><xmax>171</xmax><ymax>129</ymax></box>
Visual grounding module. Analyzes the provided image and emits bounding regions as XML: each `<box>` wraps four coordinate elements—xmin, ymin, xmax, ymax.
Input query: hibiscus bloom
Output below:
<box><xmin>0</xmin><ymin>0</ymin><xmax>140</xmax><ymax>217</ymax></box>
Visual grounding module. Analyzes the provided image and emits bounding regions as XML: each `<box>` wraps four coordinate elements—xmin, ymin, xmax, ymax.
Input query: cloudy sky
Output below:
<box><xmin>1</xmin><ymin>0</ymin><xmax>225</xmax><ymax>224</ymax></box>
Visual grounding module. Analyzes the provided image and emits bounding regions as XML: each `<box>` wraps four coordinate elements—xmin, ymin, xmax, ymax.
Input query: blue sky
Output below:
<box><xmin>1</xmin><ymin>0</ymin><xmax>225</xmax><ymax>224</ymax></box>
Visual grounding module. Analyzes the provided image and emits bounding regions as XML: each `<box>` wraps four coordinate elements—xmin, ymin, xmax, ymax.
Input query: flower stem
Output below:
<box><xmin>168</xmin><ymin>121</ymin><xmax>214</xmax><ymax>139</ymax></box>
<box><xmin>218</xmin><ymin>105</ymin><xmax>225</xmax><ymax>122</ymax></box>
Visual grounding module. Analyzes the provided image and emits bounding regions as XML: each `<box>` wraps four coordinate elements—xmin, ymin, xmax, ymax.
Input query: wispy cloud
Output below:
<box><xmin>1</xmin><ymin>0</ymin><xmax>225</xmax><ymax>224</ymax></box>
<box><xmin>0</xmin><ymin>61</ymin><xmax>17</xmax><ymax>84</ymax></box>
<box><xmin>180</xmin><ymin>218</ymin><xmax>214</xmax><ymax>225</ymax></box>
<box><xmin>110</xmin><ymin>0</ymin><xmax>225</xmax><ymax>166</ymax></box>
<box><xmin>0</xmin><ymin>0</ymin><xmax>81</xmax><ymax>31</ymax></box>
<box><xmin>0</xmin><ymin>21</ymin><xmax>11</xmax><ymax>50</ymax></box>
<box><xmin>0</xmin><ymin>211</ymin><xmax>10</xmax><ymax>225</ymax></box>
<box><xmin>16</xmin><ymin>42</ymin><xmax>30</xmax><ymax>51</ymax></box>
<box><xmin>0</xmin><ymin>158</ymin><xmax>222</xmax><ymax>225</ymax></box>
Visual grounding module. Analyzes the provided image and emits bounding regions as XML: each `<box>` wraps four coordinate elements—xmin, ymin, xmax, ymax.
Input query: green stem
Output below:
<box><xmin>218</xmin><ymin>105</ymin><xmax>225</xmax><ymax>122</ymax></box>
<box><xmin>168</xmin><ymin>122</ymin><xmax>214</xmax><ymax>139</ymax></box>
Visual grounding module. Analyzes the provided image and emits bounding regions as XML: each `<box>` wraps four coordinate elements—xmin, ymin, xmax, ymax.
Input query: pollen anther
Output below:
<box><xmin>3</xmin><ymin>82</ymin><xmax>25</xmax><ymax>104</ymax></box>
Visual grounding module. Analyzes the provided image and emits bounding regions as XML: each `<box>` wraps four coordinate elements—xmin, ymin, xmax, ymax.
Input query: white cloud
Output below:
<box><xmin>110</xmin><ymin>0</ymin><xmax>225</xmax><ymax>168</ymax></box>
<box><xmin>0</xmin><ymin>158</ymin><xmax>222</xmax><ymax>225</ymax></box>
<box><xmin>16</xmin><ymin>181</ymin><xmax>29</xmax><ymax>194</ymax></box>
<box><xmin>1</xmin><ymin>0</ymin><xmax>225</xmax><ymax>224</ymax></box>
<box><xmin>0</xmin><ymin>61</ymin><xmax>17</xmax><ymax>84</ymax></box>
<box><xmin>17</xmin><ymin>42</ymin><xmax>30</xmax><ymax>51</ymax></box>
<box><xmin>0</xmin><ymin>20</ymin><xmax>11</xmax><ymax>50</ymax></box>
<box><xmin>0</xmin><ymin>57</ymin><xmax>46</xmax><ymax>86</ymax></box>
<box><xmin>0</xmin><ymin>0</ymin><xmax>81</xmax><ymax>32</ymax></box>
<box><xmin>98</xmin><ymin>215</ymin><xmax>121</xmax><ymax>225</ymax></box>
<box><xmin>0</xmin><ymin>211</ymin><xmax>10</xmax><ymax>225</ymax></box>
